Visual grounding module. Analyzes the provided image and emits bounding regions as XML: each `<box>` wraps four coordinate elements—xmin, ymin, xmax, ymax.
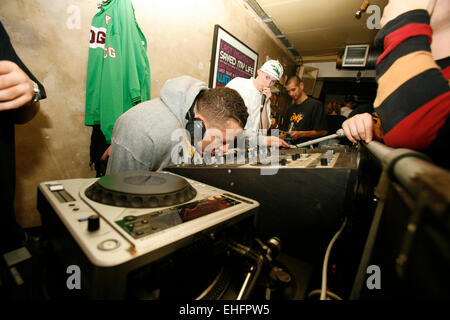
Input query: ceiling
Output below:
<box><xmin>251</xmin><ymin>0</ymin><xmax>388</xmax><ymax>61</ymax></box>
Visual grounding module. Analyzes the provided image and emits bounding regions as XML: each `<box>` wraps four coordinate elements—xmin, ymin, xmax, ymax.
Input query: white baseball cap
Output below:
<box><xmin>260</xmin><ymin>59</ymin><xmax>284</xmax><ymax>81</ymax></box>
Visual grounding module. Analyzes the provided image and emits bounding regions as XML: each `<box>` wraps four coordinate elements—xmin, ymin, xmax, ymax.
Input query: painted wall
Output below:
<box><xmin>0</xmin><ymin>0</ymin><xmax>295</xmax><ymax>228</ymax></box>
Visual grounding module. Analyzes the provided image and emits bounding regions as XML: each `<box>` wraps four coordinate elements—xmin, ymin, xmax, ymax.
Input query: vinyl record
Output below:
<box><xmin>84</xmin><ymin>171</ymin><xmax>197</xmax><ymax>208</ymax></box>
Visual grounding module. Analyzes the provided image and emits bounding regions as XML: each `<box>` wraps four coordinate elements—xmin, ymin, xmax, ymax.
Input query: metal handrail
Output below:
<box><xmin>350</xmin><ymin>141</ymin><xmax>449</xmax><ymax>300</ymax></box>
<box><xmin>363</xmin><ymin>141</ymin><xmax>450</xmax><ymax>201</ymax></box>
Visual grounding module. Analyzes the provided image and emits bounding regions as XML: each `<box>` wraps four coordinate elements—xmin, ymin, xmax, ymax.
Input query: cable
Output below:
<box><xmin>320</xmin><ymin>217</ymin><xmax>348</xmax><ymax>300</ymax></box>
<box><xmin>308</xmin><ymin>289</ymin><xmax>343</xmax><ymax>300</ymax></box>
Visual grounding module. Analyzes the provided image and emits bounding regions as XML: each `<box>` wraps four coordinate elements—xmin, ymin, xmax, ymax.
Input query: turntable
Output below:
<box><xmin>37</xmin><ymin>171</ymin><xmax>259</xmax><ymax>299</ymax></box>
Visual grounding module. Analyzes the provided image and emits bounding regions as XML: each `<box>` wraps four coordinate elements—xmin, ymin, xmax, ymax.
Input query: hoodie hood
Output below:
<box><xmin>160</xmin><ymin>76</ymin><xmax>208</xmax><ymax>122</ymax></box>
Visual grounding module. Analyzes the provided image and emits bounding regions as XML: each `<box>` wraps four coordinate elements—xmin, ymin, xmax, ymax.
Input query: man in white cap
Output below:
<box><xmin>226</xmin><ymin>59</ymin><xmax>289</xmax><ymax>147</ymax></box>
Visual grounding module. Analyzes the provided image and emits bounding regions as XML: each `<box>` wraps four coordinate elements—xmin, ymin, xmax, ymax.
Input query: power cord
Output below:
<box><xmin>308</xmin><ymin>289</ymin><xmax>343</xmax><ymax>300</ymax></box>
<box><xmin>320</xmin><ymin>217</ymin><xmax>348</xmax><ymax>300</ymax></box>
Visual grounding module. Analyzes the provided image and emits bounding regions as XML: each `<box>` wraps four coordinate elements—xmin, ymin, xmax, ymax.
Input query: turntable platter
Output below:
<box><xmin>84</xmin><ymin>171</ymin><xmax>197</xmax><ymax>208</ymax></box>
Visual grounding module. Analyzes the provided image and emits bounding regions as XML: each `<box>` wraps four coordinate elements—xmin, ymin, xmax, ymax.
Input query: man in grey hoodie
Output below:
<box><xmin>106</xmin><ymin>76</ymin><xmax>249</xmax><ymax>173</ymax></box>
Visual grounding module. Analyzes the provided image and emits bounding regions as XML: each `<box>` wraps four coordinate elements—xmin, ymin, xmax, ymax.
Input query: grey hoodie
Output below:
<box><xmin>106</xmin><ymin>76</ymin><xmax>207</xmax><ymax>173</ymax></box>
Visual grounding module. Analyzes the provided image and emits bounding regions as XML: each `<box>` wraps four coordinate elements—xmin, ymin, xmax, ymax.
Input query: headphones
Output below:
<box><xmin>185</xmin><ymin>104</ymin><xmax>206</xmax><ymax>145</ymax></box>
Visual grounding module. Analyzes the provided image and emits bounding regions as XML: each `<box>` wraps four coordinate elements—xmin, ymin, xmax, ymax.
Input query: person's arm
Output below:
<box><xmin>0</xmin><ymin>60</ymin><xmax>40</xmax><ymax>124</ymax></box>
<box><xmin>106</xmin><ymin>114</ymin><xmax>155</xmax><ymax>173</ymax></box>
<box><xmin>262</xmin><ymin>135</ymin><xmax>290</xmax><ymax>148</ymax></box>
<box><xmin>289</xmin><ymin>129</ymin><xmax>328</xmax><ymax>140</ymax></box>
<box><xmin>1</xmin><ymin>22</ymin><xmax>46</xmax><ymax>124</ymax></box>
<box><xmin>106</xmin><ymin>141</ymin><xmax>152</xmax><ymax>174</ymax></box>
<box><xmin>372</xmin><ymin>0</ymin><xmax>449</xmax><ymax>150</ymax></box>
<box><xmin>341</xmin><ymin>1</ymin><xmax>449</xmax><ymax>147</ymax></box>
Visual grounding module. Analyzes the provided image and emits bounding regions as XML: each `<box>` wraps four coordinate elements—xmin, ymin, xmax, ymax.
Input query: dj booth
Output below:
<box><xmin>36</xmin><ymin>144</ymin><xmax>379</xmax><ymax>300</ymax></box>
<box><xmin>35</xmin><ymin>140</ymin><xmax>449</xmax><ymax>300</ymax></box>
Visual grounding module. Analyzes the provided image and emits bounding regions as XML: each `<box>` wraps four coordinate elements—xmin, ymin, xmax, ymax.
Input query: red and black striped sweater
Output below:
<box><xmin>374</xmin><ymin>9</ymin><xmax>449</xmax><ymax>169</ymax></box>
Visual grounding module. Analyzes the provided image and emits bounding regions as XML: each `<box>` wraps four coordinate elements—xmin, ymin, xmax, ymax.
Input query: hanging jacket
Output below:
<box><xmin>85</xmin><ymin>0</ymin><xmax>151</xmax><ymax>143</ymax></box>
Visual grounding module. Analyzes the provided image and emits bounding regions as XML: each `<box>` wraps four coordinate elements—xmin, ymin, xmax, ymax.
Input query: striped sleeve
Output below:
<box><xmin>374</xmin><ymin>10</ymin><xmax>450</xmax><ymax>154</ymax></box>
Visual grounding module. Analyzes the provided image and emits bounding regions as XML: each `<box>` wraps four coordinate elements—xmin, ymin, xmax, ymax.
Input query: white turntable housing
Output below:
<box><xmin>37</xmin><ymin>171</ymin><xmax>259</xmax><ymax>299</ymax></box>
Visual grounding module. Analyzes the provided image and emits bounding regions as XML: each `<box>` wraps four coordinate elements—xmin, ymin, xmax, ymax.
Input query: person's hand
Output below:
<box><xmin>380</xmin><ymin>0</ymin><xmax>437</xmax><ymax>28</ymax></box>
<box><xmin>289</xmin><ymin>131</ymin><xmax>302</xmax><ymax>140</ymax></box>
<box><xmin>0</xmin><ymin>60</ymin><xmax>35</xmax><ymax>111</ymax></box>
<box><xmin>262</xmin><ymin>135</ymin><xmax>290</xmax><ymax>148</ymax></box>
<box><xmin>271</xmin><ymin>116</ymin><xmax>277</xmax><ymax>127</ymax></box>
<box><xmin>262</xmin><ymin>87</ymin><xmax>271</xmax><ymax>101</ymax></box>
<box><xmin>342</xmin><ymin>113</ymin><xmax>374</xmax><ymax>144</ymax></box>
<box><xmin>100</xmin><ymin>145</ymin><xmax>112</xmax><ymax>161</ymax></box>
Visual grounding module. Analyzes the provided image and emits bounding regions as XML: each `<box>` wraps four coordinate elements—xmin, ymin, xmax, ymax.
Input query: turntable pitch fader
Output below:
<box><xmin>37</xmin><ymin>171</ymin><xmax>259</xmax><ymax>299</ymax></box>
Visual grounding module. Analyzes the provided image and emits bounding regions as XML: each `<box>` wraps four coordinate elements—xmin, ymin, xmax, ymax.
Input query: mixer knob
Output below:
<box><xmin>88</xmin><ymin>215</ymin><xmax>100</xmax><ymax>232</ymax></box>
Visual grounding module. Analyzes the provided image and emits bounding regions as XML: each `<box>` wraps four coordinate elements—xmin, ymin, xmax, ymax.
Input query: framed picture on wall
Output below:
<box><xmin>209</xmin><ymin>25</ymin><xmax>259</xmax><ymax>88</ymax></box>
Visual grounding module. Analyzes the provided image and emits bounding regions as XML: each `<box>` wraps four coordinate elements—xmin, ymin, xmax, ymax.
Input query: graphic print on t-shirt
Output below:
<box><xmin>290</xmin><ymin>112</ymin><xmax>304</xmax><ymax>125</ymax></box>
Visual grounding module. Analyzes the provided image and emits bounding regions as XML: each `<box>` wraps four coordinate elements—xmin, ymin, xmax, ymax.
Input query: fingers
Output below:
<box><xmin>0</xmin><ymin>87</ymin><xmax>34</xmax><ymax>111</ymax></box>
<box><xmin>0</xmin><ymin>68</ymin><xmax>24</xmax><ymax>89</ymax></box>
<box><xmin>261</xmin><ymin>136</ymin><xmax>288</xmax><ymax>148</ymax></box>
<box><xmin>0</xmin><ymin>81</ymin><xmax>33</xmax><ymax>102</ymax></box>
<box><xmin>0</xmin><ymin>60</ymin><xmax>33</xmax><ymax>111</ymax></box>
<box><xmin>342</xmin><ymin>113</ymin><xmax>374</xmax><ymax>143</ymax></box>
<box><xmin>342</xmin><ymin>120</ymin><xmax>357</xmax><ymax>143</ymax></box>
<box><xmin>273</xmin><ymin>136</ymin><xmax>290</xmax><ymax>148</ymax></box>
<box><xmin>0</xmin><ymin>60</ymin><xmax>28</xmax><ymax>83</ymax></box>
<box><xmin>0</xmin><ymin>60</ymin><xmax>17</xmax><ymax>75</ymax></box>
<box><xmin>0</xmin><ymin>89</ymin><xmax>33</xmax><ymax>111</ymax></box>
<box><xmin>279</xmin><ymin>139</ymin><xmax>290</xmax><ymax>148</ymax></box>
<box><xmin>100</xmin><ymin>146</ymin><xmax>112</xmax><ymax>161</ymax></box>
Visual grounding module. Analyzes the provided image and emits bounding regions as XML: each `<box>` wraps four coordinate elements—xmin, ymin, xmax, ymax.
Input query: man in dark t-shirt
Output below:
<box><xmin>0</xmin><ymin>21</ymin><xmax>47</xmax><ymax>252</ymax></box>
<box><xmin>282</xmin><ymin>75</ymin><xmax>327</xmax><ymax>145</ymax></box>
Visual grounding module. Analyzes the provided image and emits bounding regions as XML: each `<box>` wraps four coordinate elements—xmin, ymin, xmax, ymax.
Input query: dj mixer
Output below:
<box><xmin>166</xmin><ymin>145</ymin><xmax>361</xmax><ymax>262</ymax></box>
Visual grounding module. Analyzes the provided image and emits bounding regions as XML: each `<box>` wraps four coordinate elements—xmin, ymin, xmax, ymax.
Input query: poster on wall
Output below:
<box><xmin>209</xmin><ymin>25</ymin><xmax>259</xmax><ymax>88</ymax></box>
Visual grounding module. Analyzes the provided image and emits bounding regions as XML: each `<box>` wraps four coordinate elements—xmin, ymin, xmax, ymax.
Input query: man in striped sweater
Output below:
<box><xmin>342</xmin><ymin>0</ymin><xmax>449</xmax><ymax>169</ymax></box>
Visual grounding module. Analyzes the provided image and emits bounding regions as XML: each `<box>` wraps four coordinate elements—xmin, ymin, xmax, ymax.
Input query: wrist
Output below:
<box><xmin>31</xmin><ymin>80</ymin><xmax>41</xmax><ymax>103</ymax></box>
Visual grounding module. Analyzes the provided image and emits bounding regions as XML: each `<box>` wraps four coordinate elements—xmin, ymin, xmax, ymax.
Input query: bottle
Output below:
<box><xmin>288</xmin><ymin>121</ymin><xmax>295</xmax><ymax>132</ymax></box>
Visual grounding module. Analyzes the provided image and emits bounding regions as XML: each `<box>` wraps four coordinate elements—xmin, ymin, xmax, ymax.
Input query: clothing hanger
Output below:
<box><xmin>97</xmin><ymin>0</ymin><xmax>112</xmax><ymax>9</ymax></box>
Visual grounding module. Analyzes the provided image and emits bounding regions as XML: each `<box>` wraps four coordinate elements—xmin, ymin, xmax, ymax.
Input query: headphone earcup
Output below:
<box><xmin>185</xmin><ymin>118</ymin><xmax>206</xmax><ymax>143</ymax></box>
